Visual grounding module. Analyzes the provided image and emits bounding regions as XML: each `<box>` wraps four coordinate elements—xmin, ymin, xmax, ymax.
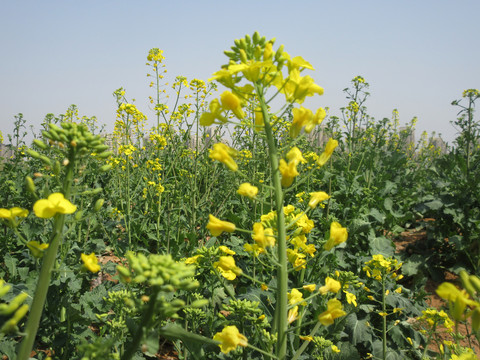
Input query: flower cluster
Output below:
<box><xmin>363</xmin><ymin>254</ymin><xmax>403</xmax><ymax>282</ymax></box>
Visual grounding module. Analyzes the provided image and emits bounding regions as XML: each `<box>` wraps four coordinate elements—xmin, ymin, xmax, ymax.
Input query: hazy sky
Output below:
<box><xmin>1</xmin><ymin>1</ymin><xmax>479</xmax><ymax>145</ymax></box>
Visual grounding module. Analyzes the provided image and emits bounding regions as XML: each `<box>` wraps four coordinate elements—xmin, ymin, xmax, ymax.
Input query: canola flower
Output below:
<box><xmin>33</xmin><ymin>193</ymin><xmax>77</xmax><ymax>219</ymax></box>
<box><xmin>26</xmin><ymin>241</ymin><xmax>49</xmax><ymax>259</ymax></box>
<box><xmin>237</xmin><ymin>182</ymin><xmax>258</xmax><ymax>199</ymax></box>
<box><xmin>209</xmin><ymin>143</ymin><xmax>238</xmax><ymax>171</ymax></box>
<box><xmin>318</xmin><ymin>299</ymin><xmax>346</xmax><ymax>326</ymax></box>
<box><xmin>81</xmin><ymin>253</ymin><xmax>101</xmax><ymax>273</ymax></box>
<box><xmin>308</xmin><ymin>191</ymin><xmax>330</xmax><ymax>209</ymax></box>
<box><xmin>213</xmin><ymin>256</ymin><xmax>242</xmax><ymax>280</ymax></box>
<box><xmin>319</xmin><ymin>277</ymin><xmax>341</xmax><ymax>295</ymax></box>
<box><xmin>213</xmin><ymin>325</ymin><xmax>248</xmax><ymax>354</ymax></box>
<box><xmin>324</xmin><ymin>222</ymin><xmax>348</xmax><ymax>251</ymax></box>
<box><xmin>206</xmin><ymin>214</ymin><xmax>236</xmax><ymax>237</ymax></box>
<box><xmin>317</xmin><ymin>138</ymin><xmax>339</xmax><ymax>167</ymax></box>
<box><xmin>0</xmin><ymin>207</ymin><xmax>29</xmax><ymax>227</ymax></box>
<box><xmin>363</xmin><ymin>254</ymin><xmax>403</xmax><ymax>281</ymax></box>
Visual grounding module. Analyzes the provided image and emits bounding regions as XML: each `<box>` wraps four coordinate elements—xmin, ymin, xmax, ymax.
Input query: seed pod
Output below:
<box><xmin>33</xmin><ymin>139</ymin><xmax>48</xmax><ymax>150</ymax></box>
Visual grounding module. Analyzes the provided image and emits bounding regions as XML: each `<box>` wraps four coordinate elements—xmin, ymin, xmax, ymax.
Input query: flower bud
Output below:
<box><xmin>26</xmin><ymin>176</ymin><xmax>36</xmax><ymax>194</ymax></box>
<box><xmin>190</xmin><ymin>299</ymin><xmax>209</xmax><ymax>308</ymax></box>
<box><xmin>53</xmin><ymin>160</ymin><xmax>61</xmax><ymax>176</ymax></box>
<box><xmin>26</xmin><ymin>149</ymin><xmax>41</xmax><ymax>159</ymax></box>
<box><xmin>252</xmin><ymin>31</ymin><xmax>260</xmax><ymax>44</ymax></box>
<box><xmin>239</xmin><ymin>49</ymin><xmax>247</xmax><ymax>63</ymax></box>
<box><xmin>96</xmin><ymin>151</ymin><xmax>113</xmax><ymax>159</ymax></box>
<box><xmin>74</xmin><ymin>210</ymin><xmax>83</xmax><ymax>221</ymax></box>
<box><xmin>94</xmin><ymin>199</ymin><xmax>105</xmax><ymax>212</ymax></box>
<box><xmin>39</xmin><ymin>155</ymin><xmax>52</xmax><ymax>167</ymax></box>
<box><xmin>33</xmin><ymin>139</ymin><xmax>48</xmax><ymax>150</ymax></box>
<box><xmin>99</xmin><ymin>164</ymin><xmax>113</xmax><ymax>172</ymax></box>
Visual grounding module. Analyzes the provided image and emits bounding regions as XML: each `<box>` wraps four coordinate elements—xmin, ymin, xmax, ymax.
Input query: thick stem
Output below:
<box><xmin>256</xmin><ymin>84</ymin><xmax>288</xmax><ymax>359</ymax></box>
<box><xmin>17</xmin><ymin>158</ymin><xmax>75</xmax><ymax>360</ymax></box>
<box><xmin>121</xmin><ymin>290</ymin><xmax>159</xmax><ymax>360</ymax></box>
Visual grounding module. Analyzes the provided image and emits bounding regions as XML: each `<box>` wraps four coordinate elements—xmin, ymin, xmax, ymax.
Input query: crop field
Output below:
<box><xmin>1</xmin><ymin>33</ymin><xmax>480</xmax><ymax>360</ymax></box>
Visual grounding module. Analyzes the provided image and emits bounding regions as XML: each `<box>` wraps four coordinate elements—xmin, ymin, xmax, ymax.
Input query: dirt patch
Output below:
<box><xmin>395</xmin><ymin>225</ymin><xmax>480</xmax><ymax>354</ymax></box>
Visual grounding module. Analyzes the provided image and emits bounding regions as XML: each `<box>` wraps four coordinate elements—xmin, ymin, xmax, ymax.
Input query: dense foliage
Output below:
<box><xmin>1</xmin><ymin>33</ymin><xmax>479</xmax><ymax>360</ymax></box>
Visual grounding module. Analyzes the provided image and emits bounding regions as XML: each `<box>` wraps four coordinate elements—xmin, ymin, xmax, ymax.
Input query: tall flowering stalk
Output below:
<box><xmin>201</xmin><ymin>32</ymin><xmax>344</xmax><ymax>359</ymax></box>
<box><xmin>17</xmin><ymin>123</ymin><xmax>111</xmax><ymax>360</ymax></box>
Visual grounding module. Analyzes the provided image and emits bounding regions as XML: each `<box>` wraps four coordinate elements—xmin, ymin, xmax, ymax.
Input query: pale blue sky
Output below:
<box><xmin>1</xmin><ymin>1</ymin><xmax>479</xmax><ymax>145</ymax></box>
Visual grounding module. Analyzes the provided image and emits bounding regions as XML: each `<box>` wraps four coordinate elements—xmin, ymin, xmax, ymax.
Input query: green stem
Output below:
<box><xmin>382</xmin><ymin>279</ymin><xmax>387</xmax><ymax>360</ymax></box>
<box><xmin>256</xmin><ymin>83</ymin><xmax>288</xmax><ymax>359</ymax></box>
<box><xmin>121</xmin><ymin>290</ymin><xmax>159</xmax><ymax>360</ymax></box>
<box><xmin>17</xmin><ymin>158</ymin><xmax>75</xmax><ymax>360</ymax></box>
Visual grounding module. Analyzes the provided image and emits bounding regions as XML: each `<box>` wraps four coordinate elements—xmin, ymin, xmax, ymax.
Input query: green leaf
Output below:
<box><xmin>368</xmin><ymin>208</ymin><xmax>385</xmax><ymax>224</ymax></box>
<box><xmin>369</xmin><ymin>236</ymin><xmax>395</xmax><ymax>256</ymax></box>
<box><xmin>158</xmin><ymin>323</ymin><xmax>218</xmax><ymax>359</ymax></box>
<box><xmin>401</xmin><ymin>254</ymin><xmax>423</xmax><ymax>277</ymax></box>
<box><xmin>424</xmin><ymin>199</ymin><xmax>443</xmax><ymax>210</ymax></box>
<box><xmin>3</xmin><ymin>254</ymin><xmax>17</xmax><ymax>279</ymax></box>
<box><xmin>345</xmin><ymin>313</ymin><xmax>373</xmax><ymax>345</ymax></box>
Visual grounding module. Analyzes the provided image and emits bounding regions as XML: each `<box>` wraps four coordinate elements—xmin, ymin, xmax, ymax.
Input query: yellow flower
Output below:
<box><xmin>0</xmin><ymin>207</ymin><xmax>28</xmax><ymax>220</ymax></box>
<box><xmin>252</xmin><ymin>223</ymin><xmax>275</xmax><ymax>248</ymax></box>
<box><xmin>299</xmin><ymin>335</ymin><xmax>313</xmax><ymax>341</ymax></box>
<box><xmin>279</xmin><ymin>159</ymin><xmax>299</xmax><ymax>187</ymax></box>
<box><xmin>220</xmin><ymin>91</ymin><xmax>245</xmax><ymax>119</ymax></box>
<box><xmin>185</xmin><ymin>254</ymin><xmax>202</xmax><ymax>264</ymax></box>
<box><xmin>237</xmin><ymin>183</ymin><xmax>258</xmax><ymax>199</ymax></box>
<box><xmin>324</xmin><ymin>222</ymin><xmax>348</xmax><ymax>250</ymax></box>
<box><xmin>199</xmin><ymin>98</ymin><xmax>227</xmax><ymax>126</ymax></box>
<box><xmin>318</xmin><ymin>298</ymin><xmax>346</xmax><ymax>326</ymax></box>
<box><xmin>344</xmin><ymin>291</ymin><xmax>357</xmax><ymax>307</ymax></box>
<box><xmin>286</xmin><ymin>147</ymin><xmax>307</xmax><ymax>166</ymax></box>
<box><xmin>308</xmin><ymin>191</ymin><xmax>330</xmax><ymax>209</ymax></box>
<box><xmin>218</xmin><ymin>246</ymin><xmax>235</xmax><ymax>255</ymax></box>
<box><xmin>319</xmin><ymin>277</ymin><xmax>341</xmax><ymax>295</ymax></box>
<box><xmin>27</xmin><ymin>241</ymin><xmax>49</xmax><ymax>258</ymax></box>
<box><xmin>213</xmin><ymin>256</ymin><xmax>242</xmax><ymax>280</ymax></box>
<box><xmin>331</xmin><ymin>345</ymin><xmax>341</xmax><ymax>353</ymax></box>
<box><xmin>287</xmin><ymin>306</ymin><xmax>299</xmax><ymax>324</ymax></box>
<box><xmin>206</xmin><ymin>214</ymin><xmax>236</xmax><ymax>237</ymax></box>
<box><xmin>303</xmin><ymin>284</ymin><xmax>316</xmax><ymax>292</ymax></box>
<box><xmin>33</xmin><ymin>193</ymin><xmax>77</xmax><ymax>219</ymax></box>
<box><xmin>209</xmin><ymin>143</ymin><xmax>238</xmax><ymax>171</ymax></box>
<box><xmin>213</xmin><ymin>325</ymin><xmax>248</xmax><ymax>354</ymax></box>
<box><xmin>288</xmin><ymin>288</ymin><xmax>305</xmax><ymax>306</ymax></box>
<box><xmin>261</xmin><ymin>283</ymin><xmax>268</xmax><ymax>291</ymax></box>
<box><xmin>290</xmin><ymin>107</ymin><xmax>312</xmax><ymax>138</ymax></box>
<box><xmin>244</xmin><ymin>243</ymin><xmax>265</xmax><ymax>257</ymax></box>
<box><xmin>81</xmin><ymin>253</ymin><xmax>101</xmax><ymax>273</ymax></box>
<box><xmin>0</xmin><ymin>207</ymin><xmax>29</xmax><ymax>227</ymax></box>
<box><xmin>317</xmin><ymin>138</ymin><xmax>338</xmax><ymax>167</ymax></box>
